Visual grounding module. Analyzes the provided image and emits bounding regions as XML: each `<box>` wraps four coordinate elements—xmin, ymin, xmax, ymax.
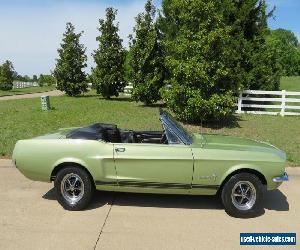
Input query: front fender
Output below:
<box><xmin>220</xmin><ymin>163</ymin><xmax>264</xmax><ymax>185</ymax></box>
<box><xmin>219</xmin><ymin>163</ymin><xmax>282</xmax><ymax>190</ymax></box>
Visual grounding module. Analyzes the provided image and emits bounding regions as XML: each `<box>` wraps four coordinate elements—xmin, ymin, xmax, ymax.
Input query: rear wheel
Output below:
<box><xmin>54</xmin><ymin>166</ymin><xmax>94</xmax><ymax>210</ymax></box>
<box><xmin>221</xmin><ymin>173</ymin><xmax>264</xmax><ymax>218</ymax></box>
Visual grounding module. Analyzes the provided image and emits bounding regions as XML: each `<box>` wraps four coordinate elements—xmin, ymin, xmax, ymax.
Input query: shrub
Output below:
<box><xmin>161</xmin><ymin>86</ymin><xmax>235</xmax><ymax>122</ymax></box>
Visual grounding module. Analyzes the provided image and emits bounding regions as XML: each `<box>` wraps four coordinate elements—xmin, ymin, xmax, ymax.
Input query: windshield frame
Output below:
<box><xmin>160</xmin><ymin>111</ymin><xmax>193</xmax><ymax>145</ymax></box>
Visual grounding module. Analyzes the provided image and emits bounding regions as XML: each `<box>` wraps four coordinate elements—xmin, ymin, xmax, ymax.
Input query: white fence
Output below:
<box><xmin>124</xmin><ymin>82</ymin><xmax>133</xmax><ymax>96</ymax></box>
<box><xmin>236</xmin><ymin>90</ymin><xmax>300</xmax><ymax>116</ymax></box>
<box><xmin>13</xmin><ymin>81</ymin><xmax>39</xmax><ymax>89</ymax></box>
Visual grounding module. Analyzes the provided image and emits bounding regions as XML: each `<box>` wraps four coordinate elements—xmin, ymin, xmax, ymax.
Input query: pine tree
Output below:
<box><xmin>129</xmin><ymin>0</ymin><xmax>165</xmax><ymax>105</ymax></box>
<box><xmin>221</xmin><ymin>0</ymin><xmax>281</xmax><ymax>90</ymax></box>
<box><xmin>0</xmin><ymin>60</ymin><xmax>15</xmax><ymax>91</ymax></box>
<box><xmin>91</xmin><ymin>8</ymin><xmax>126</xmax><ymax>98</ymax></box>
<box><xmin>54</xmin><ymin>22</ymin><xmax>87</xmax><ymax>96</ymax></box>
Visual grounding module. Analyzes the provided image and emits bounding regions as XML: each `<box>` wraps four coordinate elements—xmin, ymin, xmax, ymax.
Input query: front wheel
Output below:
<box><xmin>54</xmin><ymin>166</ymin><xmax>94</xmax><ymax>210</ymax></box>
<box><xmin>221</xmin><ymin>173</ymin><xmax>265</xmax><ymax>218</ymax></box>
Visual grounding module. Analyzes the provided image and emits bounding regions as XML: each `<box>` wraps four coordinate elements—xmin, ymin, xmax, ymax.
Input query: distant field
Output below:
<box><xmin>280</xmin><ymin>76</ymin><xmax>300</xmax><ymax>91</ymax></box>
<box><xmin>0</xmin><ymin>94</ymin><xmax>299</xmax><ymax>166</ymax></box>
<box><xmin>0</xmin><ymin>86</ymin><xmax>55</xmax><ymax>97</ymax></box>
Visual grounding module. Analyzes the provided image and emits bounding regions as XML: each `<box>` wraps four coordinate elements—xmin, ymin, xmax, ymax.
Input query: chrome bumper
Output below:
<box><xmin>273</xmin><ymin>172</ymin><xmax>289</xmax><ymax>182</ymax></box>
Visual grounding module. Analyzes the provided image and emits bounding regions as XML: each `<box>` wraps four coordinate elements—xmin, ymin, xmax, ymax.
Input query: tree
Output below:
<box><xmin>266</xmin><ymin>29</ymin><xmax>300</xmax><ymax>76</ymax></box>
<box><xmin>91</xmin><ymin>7</ymin><xmax>126</xmax><ymax>98</ymax></box>
<box><xmin>0</xmin><ymin>60</ymin><xmax>15</xmax><ymax>90</ymax></box>
<box><xmin>270</xmin><ymin>28</ymin><xmax>298</xmax><ymax>47</ymax></box>
<box><xmin>128</xmin><ymin>0</ymin><xmax>165</xmax><ymax>105</ymax></box>
<box><xmin>32</xmin><ymin>75</ymin><xmax>38</xmax><ymax>82</ymax></box>
<box><xmin>54</xmin><ymin>22</ymin><xmax>87</xmax><ymax>96</ymax></box>
<box><xmin>160</xmin><ymin>0</ymin><xmax>242</xmax><ymax>122</ymax></box>
<box><xmin>160</xmin><ymin>0</ymin><xmax>280</xmax><ymax>122</ymax></box>
<box><xmin>38</xmin><ymin>74</ymin><xmax>56</xmax><ymax>86</ymax></box>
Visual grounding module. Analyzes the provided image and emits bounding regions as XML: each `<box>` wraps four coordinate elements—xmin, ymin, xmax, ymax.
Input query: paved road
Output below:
<box><xmin>0</xmin><ymin>90</ymin><xmax>63</xmax><ymax>101</ymax></box>
<box><xmin>0</xmin><ymin>159</ymin><xmax>299</xmax><ymax>250</ymax></box>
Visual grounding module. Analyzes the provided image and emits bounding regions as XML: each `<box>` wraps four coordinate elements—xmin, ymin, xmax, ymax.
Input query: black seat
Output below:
<box><xmin>66</xmin><ymin>123</ymin><xmax>121</xmax><ymax>142</ymax></box>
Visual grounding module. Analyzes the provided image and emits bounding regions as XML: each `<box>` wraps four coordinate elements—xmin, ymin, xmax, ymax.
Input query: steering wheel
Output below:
<box><xmin>160</xmin><ymin>132</ymin><xmax>168</xmax><ymax>144</ymax></box>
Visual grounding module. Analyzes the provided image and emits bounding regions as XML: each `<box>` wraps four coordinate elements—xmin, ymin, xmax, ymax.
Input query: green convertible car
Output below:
<box><xmin>12</xmin><ymin>111</ymin><xmax>288</xmax><ymax>217</ymax></box>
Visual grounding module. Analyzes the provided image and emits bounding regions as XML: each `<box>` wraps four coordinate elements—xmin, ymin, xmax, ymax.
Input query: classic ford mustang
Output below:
<box><xmin>12</xmin><ymin>110</ymin><xmax>288</xmax><ymax>217</ymax></box>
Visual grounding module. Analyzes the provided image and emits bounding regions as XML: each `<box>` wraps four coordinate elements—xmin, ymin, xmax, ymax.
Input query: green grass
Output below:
<box><xmin>280</xmin><ymin>76</ymin><xmax>300</xmax><ymax>91</ymax></box>
<box><xmin>0</xmin><ymin>86</ymin><xmax>55</xmax><ymax>97</ymax></box>
<box><xmin>0</xmin><ymin>94</ymin><xmax>299</xmax><ymax>166</ymax></box>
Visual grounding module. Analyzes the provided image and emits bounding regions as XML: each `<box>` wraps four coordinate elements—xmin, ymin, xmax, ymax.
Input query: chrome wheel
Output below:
<box><xmin>61</xmin><ymin>173</ymin><xmax>84</xmax><ymax>205</ymax></box>
<box><xmin>231</xmin><ymin>181</ymin><xmax>256</xmax><ymax>211</ymax></box>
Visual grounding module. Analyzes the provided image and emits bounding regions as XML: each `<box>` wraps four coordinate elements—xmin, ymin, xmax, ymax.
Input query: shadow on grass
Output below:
<box><xmin>75</xmin><ymin>94</ymin><xmax>99</xmax><ymax>98</ymax></box>
<box><xmin>195</xmin><ymin>115</ymin><xmax>243</xmax><ymax>130</ymax></box>
<box><xmin>139</xmin><ymin>103</ymin><xmax>167</xmax><ymax>108</ymax></box>
<box><xmin>43</xmin><ymin>188</ymin><xmax>288</xmax><ymax>215</ymax></box>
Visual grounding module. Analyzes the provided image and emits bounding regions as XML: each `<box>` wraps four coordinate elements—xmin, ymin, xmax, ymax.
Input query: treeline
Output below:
<box><xmin>0</xmin><ymin>60</ymin><xmax>56</xmax><ymax>90</ymax></box>
<box><xmin>14</xmin><ymin>73</ymin><xmax>56</xmax><ymax>86</ymax></box>
<box><xmin>266</xmin><ymin>29</ymin><xmax>300</xmax><ymax>76</ymax></box>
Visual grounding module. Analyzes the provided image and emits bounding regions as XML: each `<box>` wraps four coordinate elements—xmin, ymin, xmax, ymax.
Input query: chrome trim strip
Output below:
<box><xmin>273</xmin><ymin>172</ymin><xmax>289</xmax><ymax>182</ymax></box>
<box><xmin>95</xmin><ymin>180</ymin><xmax>220</xmax><ymax>190</ymax></box>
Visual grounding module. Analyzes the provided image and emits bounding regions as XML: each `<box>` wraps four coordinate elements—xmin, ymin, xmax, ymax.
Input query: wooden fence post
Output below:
<box><xmin>237</xmin><ymin>92</ymin><xmax>242</xmax><ymax>114</ymax></box>
<box><xmin>280</xmin><ymin>90</ymin><xmax>286</xmax><ymax>117</ymax></box>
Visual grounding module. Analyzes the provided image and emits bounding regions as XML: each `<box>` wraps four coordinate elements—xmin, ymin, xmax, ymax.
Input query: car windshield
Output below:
<box><xmin>160</xmin><ymin>111</ymin><xmax>193</xmax><ymax>145</ymax></box>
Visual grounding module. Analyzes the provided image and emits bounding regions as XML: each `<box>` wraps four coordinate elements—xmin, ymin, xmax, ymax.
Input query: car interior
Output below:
<box><xmin>66</xmin><ymin>123</ymin><xmax>168</xmax><ymax>144</ymax></box>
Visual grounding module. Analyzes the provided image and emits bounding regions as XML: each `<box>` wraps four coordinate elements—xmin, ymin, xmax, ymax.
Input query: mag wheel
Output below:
<box><xmin>54</xmin><ymin>166</ymin><xmax>94</xmax><ymax>210</ymax></box>
<box><xmin>221</xmin><ymin>173</ymin><xmax>264</xmax><ymax>218</ymax></box>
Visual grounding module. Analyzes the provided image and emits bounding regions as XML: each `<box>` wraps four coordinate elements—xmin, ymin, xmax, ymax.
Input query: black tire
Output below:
<box><xmin>221</xmin><ymin>173</ymin><xmax>265</xmax><ymax>218</ymax></box>
<box><xmin>54</xmin><ymin>166</ymin><xmax>94</xmax><ymax>211</ymax></box>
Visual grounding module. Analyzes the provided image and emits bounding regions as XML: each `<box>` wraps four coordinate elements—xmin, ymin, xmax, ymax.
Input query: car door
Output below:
<box><xmin>113</xmin><ymin>143</ymin><xmax>194</xmax><ymax>193</ymax></box>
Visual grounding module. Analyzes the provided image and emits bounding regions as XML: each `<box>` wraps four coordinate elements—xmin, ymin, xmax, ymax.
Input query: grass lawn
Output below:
<box><xmin>0</xmin><ymin>93</ymin><xmax>299</xmax><ymax>167</ymax></box>
<box><xmin>0</xmin><ymin>86</ymin><xmax>55</xmax><ymax>97</ymax></box>
<box><xmin>280</xmin><ymin>76</ymin><xmax>300</xmax><ymax>91</ymax></box>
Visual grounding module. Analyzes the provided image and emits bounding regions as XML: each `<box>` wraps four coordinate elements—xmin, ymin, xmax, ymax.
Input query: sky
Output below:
<box><xmin>0</xmin><ymin>0</ymin><xmax>299</xmax><ymax>76</ymax></box>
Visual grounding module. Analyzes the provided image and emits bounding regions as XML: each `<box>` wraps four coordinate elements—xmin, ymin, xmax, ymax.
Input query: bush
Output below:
<box><xmin>161</xmin><ymin>86</ymin><xmax>236</xmax><ymax>122</ymax></box>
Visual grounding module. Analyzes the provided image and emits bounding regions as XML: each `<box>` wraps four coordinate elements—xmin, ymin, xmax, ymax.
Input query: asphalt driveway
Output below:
<box><xmin>0</xmin><ymin>159</ymin><xmax>299</xmax><ymax>250</ymax></box>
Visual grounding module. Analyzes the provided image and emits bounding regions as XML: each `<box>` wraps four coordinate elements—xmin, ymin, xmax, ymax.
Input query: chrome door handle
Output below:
<box><xmin>115</xmin><ymin>147</ymin><xmax>125</xmax><ymax>152</ymax></box>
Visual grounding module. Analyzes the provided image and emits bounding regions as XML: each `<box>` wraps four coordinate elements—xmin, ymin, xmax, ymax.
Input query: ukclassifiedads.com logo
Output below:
<box><xmin>240</xmin><ymin>233</ymin><xmax>296</xmax><ymax>245</ymax></box>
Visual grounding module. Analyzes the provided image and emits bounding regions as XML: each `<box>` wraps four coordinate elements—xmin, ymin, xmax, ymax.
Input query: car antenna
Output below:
<box><xmin>200</xmin><ymin>119</ymin><xmax>205</xmax><ymax>147</ymax></box>
<box><xmin>200</xmin><ymin>119</ymin><xmax>203</xmax><ymax>136</ymax></box>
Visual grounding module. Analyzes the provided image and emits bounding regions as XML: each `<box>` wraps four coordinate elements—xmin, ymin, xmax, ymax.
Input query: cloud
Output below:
<box><xmin>0</xmin><ymin>0</ymin><xmax>146</xmax><ymax>75</ymax></box>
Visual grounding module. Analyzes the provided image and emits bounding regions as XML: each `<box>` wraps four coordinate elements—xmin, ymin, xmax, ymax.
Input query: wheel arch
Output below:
<box><xmin>217</xmin><ymin>168</ymin><xmax>267</xmax><ymax>196</ymax></box>
<box><xmin>50</xmin><ymin>162</ymin><xmax>94</xmax><ymax>184</ymax></box>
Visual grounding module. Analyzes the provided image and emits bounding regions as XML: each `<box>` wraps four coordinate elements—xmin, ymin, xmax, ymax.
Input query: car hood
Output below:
<box><xmin>192</xmin><ymin>133</ymin><xmax>286</xmax><ymax>160</ymax></box>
